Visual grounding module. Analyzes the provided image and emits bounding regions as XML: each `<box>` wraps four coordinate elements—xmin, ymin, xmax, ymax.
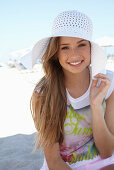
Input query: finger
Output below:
<box><xmin>94</xmin><ymin>74</ymin><xmax>110</xmax><ymax>81</ymax></box>
<box><xmin>99</xmin><ymin>80</ymin><xmax>111</xmax><ymax>94</ymax></box>
<box><xmin>91</xmin><ymin>77</ymin><xmax>110</xmax><ymax>88</ymax></box>
<box><xmin>91</xmin><ymin>78</ymin><xmax>99</xmax><ymax>87</ymax></box>
<box><xmin>100</xmin><ymin>79</ymin><xmax>111</xmax><ymax>87</ymax></box>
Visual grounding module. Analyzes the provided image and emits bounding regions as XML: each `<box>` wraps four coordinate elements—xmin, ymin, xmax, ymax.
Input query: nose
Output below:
<box><xmin>70</xmin><ymin>48</ymin><xmax>80</xmax><ymax>58</ymax></box>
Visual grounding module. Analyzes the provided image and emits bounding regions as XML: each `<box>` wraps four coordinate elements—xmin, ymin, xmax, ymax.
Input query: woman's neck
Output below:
<box><xmin>64</xmin><ymin>67</ymin><xmax>90</xmax><ymax>98</ymax></box>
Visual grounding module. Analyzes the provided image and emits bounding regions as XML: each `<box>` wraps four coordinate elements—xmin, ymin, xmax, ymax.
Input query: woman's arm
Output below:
<box><xmin>44</xmin><ymin>142</ymin><xmax>72</xmax><ymax>170</ymax></box>
<box><xmin>90</xmin><ymin>74</ymin><xmax>114</xmax><ymax>158</ymax></box>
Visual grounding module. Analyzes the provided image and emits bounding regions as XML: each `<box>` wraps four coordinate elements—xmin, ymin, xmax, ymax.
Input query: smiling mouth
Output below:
<box><xmin>68</xmin><ymin>60</ymin><xmax>84</xmax><ymax>66</ymax></box>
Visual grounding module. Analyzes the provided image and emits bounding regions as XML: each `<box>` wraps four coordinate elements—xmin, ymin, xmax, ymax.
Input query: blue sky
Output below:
<box><xmin>0</xmin><ymin>0</ymin><xmax>114</xmax><ymax>62</ymax></box>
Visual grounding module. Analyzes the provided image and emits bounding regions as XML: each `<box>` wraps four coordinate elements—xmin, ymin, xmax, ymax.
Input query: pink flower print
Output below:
<box><xmin>60</xmin><ymin>153</ymin><xmax>73</xmax><ymax>162</ymax></box>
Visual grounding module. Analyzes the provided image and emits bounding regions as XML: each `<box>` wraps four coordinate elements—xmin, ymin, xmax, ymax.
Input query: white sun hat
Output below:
<box><xmin>21</xmin><ymin>10</ymin><xmax>107</xmax><ymax>78</ymax></box>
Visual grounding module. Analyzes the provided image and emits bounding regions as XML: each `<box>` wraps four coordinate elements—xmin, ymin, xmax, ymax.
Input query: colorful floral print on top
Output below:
<box><xmin>60</xmin><ymin>101</ymin><xmax>106</xmax><ymax>165</ymax></box>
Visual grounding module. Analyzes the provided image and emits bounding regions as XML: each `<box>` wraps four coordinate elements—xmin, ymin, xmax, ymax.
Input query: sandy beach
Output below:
<box><xmin>0</xmin><ymin>61</ymin><xmax>114</xmax><ymax>170</ymax></box>
<box><xmin>0</xmin><ymin>64</ymin><xmax>44</xmax><ymax>170</ymax></box>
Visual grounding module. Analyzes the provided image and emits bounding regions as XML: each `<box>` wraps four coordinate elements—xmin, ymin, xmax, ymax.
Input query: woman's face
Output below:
<box><xmin>57</xmin><ymin>36</ymin><xmax>91</xmax><ymax>75</ymax></box>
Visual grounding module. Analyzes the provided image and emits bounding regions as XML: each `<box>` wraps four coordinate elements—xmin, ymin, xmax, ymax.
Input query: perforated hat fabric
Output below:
<box><xmin>51</xmin><ymin>10</ymin><xmax>93</xmax><ymax>41</ymax></box>
<box><xmin>21</xmin><ymin>10</ymin><xmax>107</xmax><ymax>78</ymax></box>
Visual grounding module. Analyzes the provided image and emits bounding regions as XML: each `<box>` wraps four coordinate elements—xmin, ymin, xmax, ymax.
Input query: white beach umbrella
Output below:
<box><xmin>95</xmin><ymin>36</ymin><xmax>114</xmax><ymax>47</ymax></box>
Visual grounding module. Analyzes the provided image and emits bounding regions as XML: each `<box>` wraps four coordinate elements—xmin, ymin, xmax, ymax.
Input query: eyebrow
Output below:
<box><xmin>59</xmin><ymin>39</ymin><xmax>86</xmax><ymax>46</ymax></box>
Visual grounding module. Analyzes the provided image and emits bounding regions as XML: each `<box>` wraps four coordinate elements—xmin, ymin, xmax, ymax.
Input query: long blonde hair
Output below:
<box><xmin>30</xmin><ymin>37</ymin><xmax>67</xmax><ymax>151</ymax></box>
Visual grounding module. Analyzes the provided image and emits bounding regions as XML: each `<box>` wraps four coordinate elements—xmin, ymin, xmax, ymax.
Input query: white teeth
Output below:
<box><xmin>70</xmin><ymin>61</ymin><xmax>81</xmax><ymax>65</ymax></box>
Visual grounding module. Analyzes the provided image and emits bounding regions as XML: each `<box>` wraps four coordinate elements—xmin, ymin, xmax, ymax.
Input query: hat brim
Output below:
<box><xmin>21</xmin><ymin>36</ymin><xmax>107</xmax><ymax>78</ymax></box>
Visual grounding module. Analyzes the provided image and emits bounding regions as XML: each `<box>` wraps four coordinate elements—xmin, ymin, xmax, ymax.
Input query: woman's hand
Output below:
<box><xmin>90</xmin><ymin>73</ymin><xmax>111</xmax><ymax>108</ymax></box>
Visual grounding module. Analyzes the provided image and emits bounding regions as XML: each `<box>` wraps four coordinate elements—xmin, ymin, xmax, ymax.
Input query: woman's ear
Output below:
<box><xmin>90</xmin><ymin>42</ymin><xmax>107</xmax><ymax>79</ymax></box>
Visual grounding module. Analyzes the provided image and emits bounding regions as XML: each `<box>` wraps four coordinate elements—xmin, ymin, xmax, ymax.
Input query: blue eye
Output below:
<box><xmin>60</xmin><ymin>44</ymin><xmax>86</xmax><ymax>50</ymax></box>
<box><xmin>61</xmin><ymin>46</ymin><xmax>69</xmax><ymax>50</ymax></box>
<box><xmin>78</xmin><ymin>43</ymin><xmax>86</xmax><ymax>47</ymax></box>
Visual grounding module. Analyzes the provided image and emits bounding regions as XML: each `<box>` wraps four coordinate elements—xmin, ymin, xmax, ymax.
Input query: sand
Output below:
<box><xmin>0</xmin><ymin>133</ymin><xmax>44</xmax><ymax>170</ymax></box>
<box><xmin>0</xmin><ymin>64</ymin><xmax>44</xmax><ymax>170</ymax></box>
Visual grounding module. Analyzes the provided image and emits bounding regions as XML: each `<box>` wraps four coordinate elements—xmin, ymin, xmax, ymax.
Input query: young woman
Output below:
<box><xmin>30</xmin><ymin>10</ymin><xmax>114</xmax><ymax>169</ymax></box>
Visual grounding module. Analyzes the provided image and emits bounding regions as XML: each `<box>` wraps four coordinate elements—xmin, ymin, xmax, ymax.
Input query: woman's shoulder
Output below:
<box><xmin>105</xmin><ymin>69</ymin><xmax>114</xmax><ymax>100</ymax></box>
